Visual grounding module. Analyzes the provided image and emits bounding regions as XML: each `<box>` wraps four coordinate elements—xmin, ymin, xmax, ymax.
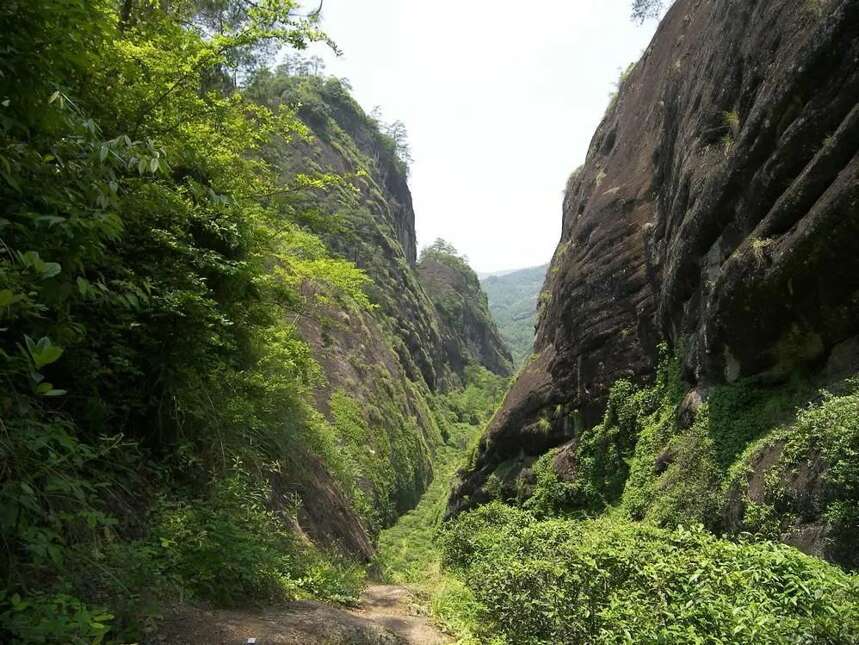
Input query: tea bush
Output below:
<box><xmin>441</xmin><ymin>502</ymin><xmax>859</xmax><ymax>644</ymax></box>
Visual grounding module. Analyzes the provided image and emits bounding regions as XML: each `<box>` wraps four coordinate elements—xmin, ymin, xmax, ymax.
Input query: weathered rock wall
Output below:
<box><xmin>449</xmin><ymin>0</ymin><xmax>859</xmax><ymax>516</ymax></box>
<box><xmin>418</xmin><ymin>254</ymin><xmax>514</xmax><ymax>378</ymax></box>
<box><xmin>263</xmin><ymin>74</ymin><xmax>512</xmax><ymax>558</ymax></box>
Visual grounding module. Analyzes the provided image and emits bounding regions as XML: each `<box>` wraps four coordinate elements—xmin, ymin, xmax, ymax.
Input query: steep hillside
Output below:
<box><xmin>417</xmin><ymin>241</ymin><xmax>514</xmax><ymax>379</ymax></box>
<box><xmin>449</xmin><ymin>0</ymin><xmax>859</xmax><ymax>567</ymax></box>
<box><xmin>0</xmin><ymin>4</ymin><xmax>509</xmax><ymax>640</ymax></box>
<box><xmin>481</xmin><ymin>264</ymin><xmax>548</xmax><ymax>366</ymax></box>
<box><xmin>235</xmin><ymin>70</ymin><xmax>516</xmax><ymax>558</ymax></box>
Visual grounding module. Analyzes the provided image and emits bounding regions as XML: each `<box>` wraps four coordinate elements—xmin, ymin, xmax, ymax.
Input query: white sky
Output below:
<box><xmin>302</xmin><ymin>1</ymin><xmax>658</xmax><ymax>273</ymax></box>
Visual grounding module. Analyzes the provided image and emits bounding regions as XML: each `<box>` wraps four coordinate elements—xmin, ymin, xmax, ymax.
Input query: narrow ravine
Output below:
<box><xmin>154</xmin><ymin>404</ymin><xmax>488</xmax><ymax>644</ymax></box>
<box><xmin>370</xmin><ymin>414</ymin><xmax>488</xmax><ymax>643</ymax></box>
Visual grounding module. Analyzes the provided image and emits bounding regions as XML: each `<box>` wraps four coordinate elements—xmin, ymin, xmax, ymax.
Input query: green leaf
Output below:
<box><xmin>35</xmin><ymin>215</ymin><xmax>66</xmax><ymax>226</ymax></box>
<box><xmin>0</xmin><ymin>289</ymin><xmax>19</xmax><ymax>307</ymax></box>
<box><xmin>41</xmin><ymin>262</ymin><xmax>61</xmax><ymax>279</ymax></box>
<box><xmin>35</xmin><ymin>346</ymin><xmax>63</xmax><ymax>368</ymax></box>
<box><xmin>0</xmin><ymin>168</ymin><xmax>20</xmax><ymax>191</ymax></box>
<box><xmin>19</xmin><ymin>251</ymin><xmax>61</xmax><ymax>278</ymax></box>
<box><xmin>77</xmin><ymin>276</ymin><xmax>92</xmax><ymax>297</ymax></box>
<box><xmin>25</xmin><ymin>336</ymin><xmax>64</xmax><ymax>369</ymax></box>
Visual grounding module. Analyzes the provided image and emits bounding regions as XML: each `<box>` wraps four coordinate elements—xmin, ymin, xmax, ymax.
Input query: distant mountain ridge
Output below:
<box><xmin>480</xmin><ymin>264</ymin><xmax>549</xmax><ymax>367</ymax></box>
<box><xmin>476</xmin><ymin>267</ymin><xmax>528</xmax><ymax>280</ymax></box>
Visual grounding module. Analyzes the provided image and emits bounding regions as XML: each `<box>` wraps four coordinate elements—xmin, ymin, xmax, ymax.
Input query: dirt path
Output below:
<box><xmin>348</xmin><ymin>584</ymin><xmax>450</xmax><ymax>645</ymax></box>
<box><xmin>153</xmin><ymin>584</ymin><xmax>450</xmax><ymax>644</ymax></box>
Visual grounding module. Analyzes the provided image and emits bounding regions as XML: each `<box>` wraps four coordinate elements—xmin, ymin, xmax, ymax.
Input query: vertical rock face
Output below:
<box><xmin>273</xmin><ymin>77</ymin><xmax>460</xmax><ymax>391</ymax></box>
<box><xmin>314</xmin><ymin>84</ymin><xmax>419</xmax><ymax>267</ymax></box>
<box><xmin>449</xmin><ymin>0</ymin><xmax>859</xmax><ymax>516</ymax></box>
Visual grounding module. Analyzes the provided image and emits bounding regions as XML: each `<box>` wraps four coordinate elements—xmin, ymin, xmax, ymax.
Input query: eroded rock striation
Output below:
<box><xmin>449</xmin><ymin>0</ymin><xmax>859</xmax><ymax>521</ymax></box>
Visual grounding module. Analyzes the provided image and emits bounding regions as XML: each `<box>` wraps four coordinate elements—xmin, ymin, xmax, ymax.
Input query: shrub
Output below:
<box><xmin>524</xmin><ymin>350</ymin><xmax>681</xmax><ymax>519</ymax></box>
<box><xmin>523</xmin><ymin>449</ymin><xmax>578</xmax><ymax>516</ymax></box>
<box><xmin>780</xmin><ymin>384</ymin><xmax>859</xmax><ymax>537</ymax></box>
<box><xmin>0</xmin><ymin>592</ymin><xmax>113</xmax><ymax>645</ymax></box>
<box><xmin>620</xmin><ymin>361</ymin><xmax>818</xmax><ymax>530</ymax></box>
<box><xmin>729</xmin><ymin>381</ymin><xmax>859</xmax><ymax>567</ymax></box>
<box><xmin>153</xmin><ymin>468</ymin><xmax>364</xmax><ymax>607</ymax></box>
<box><xmin>441</xmin><ymin>504</ymin><xmax>859</xmax><ymax>644</ymax></box>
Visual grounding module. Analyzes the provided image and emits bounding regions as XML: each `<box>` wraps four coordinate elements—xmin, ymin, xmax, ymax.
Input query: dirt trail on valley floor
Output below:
<box><xmin>153</xmin><ymin>583</ymin><xmax>450</xmax><ymax>645</ymax></box>
<box><xmin>347</xmin><ymin>584</ymin><xmax>449</xmax><ymax>645</ymax></box>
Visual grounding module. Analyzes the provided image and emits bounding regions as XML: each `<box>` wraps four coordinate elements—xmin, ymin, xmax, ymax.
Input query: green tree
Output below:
<box><xmin>421</xmin><ymin>238</ymin><xmax>461</xmax><ymax>260</ymax></box>
<box><xmin>0</xmin><ymin>0</ymin><xmax>372</xmax><ymax>640</ymax></box>
<box><xmin>631</xmin><ymin>0</ymin><xmax>670</xmax><ymax>22</ymax></box>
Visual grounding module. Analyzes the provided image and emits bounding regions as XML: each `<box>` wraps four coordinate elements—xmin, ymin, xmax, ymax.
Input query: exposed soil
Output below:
<box><xmin>349</xmin><ymin>585</ymin><xmax>449</xmax><ymax>645</ymax></box>
<box><xmin>152</xmin><ymin>585</ymin><xmax>449</xmax><ymax>645</ymax></box>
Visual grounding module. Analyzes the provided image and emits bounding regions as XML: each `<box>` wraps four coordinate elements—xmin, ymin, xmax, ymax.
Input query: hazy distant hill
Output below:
<box><xmin>481</xmin><ymin>264</ymin><xmax>548</xmax><ymax>366</ymax></box>
<box><xmin>476</xmin><ymin>268</ymin><xmax>522</xmax><ymax>280</ymax></box>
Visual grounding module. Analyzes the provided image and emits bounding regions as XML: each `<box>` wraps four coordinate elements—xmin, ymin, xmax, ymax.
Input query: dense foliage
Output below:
<box><xmin>724</xmin><ymin>381</ymin><xmax>859</xmax><ymax>568</ymax></box>
<box><xmin>376</xmin><ymin>366</ymin><xmax>508</xmax><ymax>580</ymax></box>
<box><xmin>515</xmin><ymin>346</ymin><xmax>859</xmax><ymax>561</ymax></box>
<box><xmin>440</xmin><ymin>351</ymin><xmax>859</xmax><ymax>641</ymax></box>
<box><xmin>0</xmin><ymin>1</ymin><xmax>389</xmax><ymax>641</ymax></box>
<box><xmin>440</xmin><ymin>502</ymin><xmax>859</xmax><ymax>644</ymax></box>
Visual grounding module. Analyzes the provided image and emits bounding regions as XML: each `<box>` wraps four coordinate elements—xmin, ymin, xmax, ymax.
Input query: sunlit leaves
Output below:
<box><xmin>17</xmin><ymin>251</ymin><xmax>61</xmax><ymax>280</ymax></box>
<box><xmin>442</xmin><ymin>505</ymin><xmax>859</xmax><ymax>643</ymax></box>
<box><xmin>0</xmin><ymin>2</ymin><xmax>370</xmax><ymax>641</ymax></box>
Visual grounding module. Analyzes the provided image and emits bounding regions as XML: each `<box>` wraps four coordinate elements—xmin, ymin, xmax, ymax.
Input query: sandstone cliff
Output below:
<box><xmin>448</xmin><ymin>0</ymin><xmax>858</xmax><ymax>564</ymax></box>
<box><xmin>418</xmin><ymin>248</ymin><xmax>514</xmax><ymax>379</ymax></box>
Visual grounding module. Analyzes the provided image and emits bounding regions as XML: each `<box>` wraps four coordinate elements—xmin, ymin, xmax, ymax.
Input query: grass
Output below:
<box><xmin>375</xmin><ymin>419</ymin><xmax>486</xmax><ymax>642</ymax></box>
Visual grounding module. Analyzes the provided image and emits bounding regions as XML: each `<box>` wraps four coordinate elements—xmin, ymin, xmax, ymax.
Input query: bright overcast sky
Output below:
<box><xmin>302</xmin><ymin>1</ymin><xmax>658</xmax><ymax>273</ymax></box>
